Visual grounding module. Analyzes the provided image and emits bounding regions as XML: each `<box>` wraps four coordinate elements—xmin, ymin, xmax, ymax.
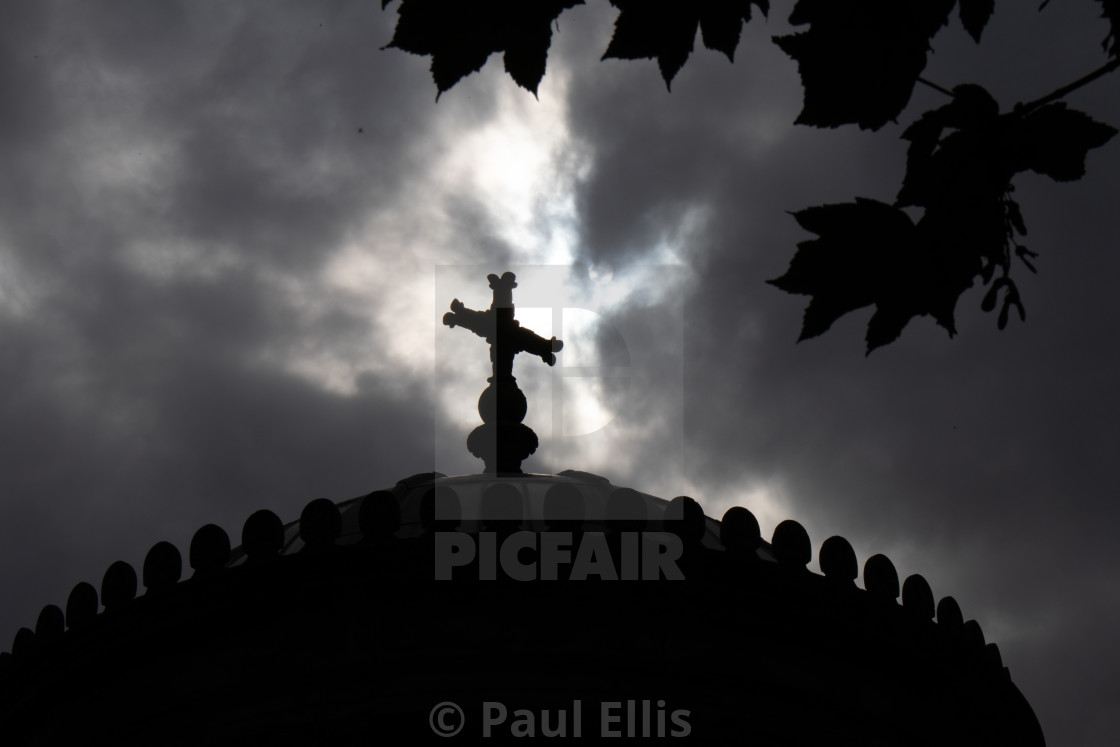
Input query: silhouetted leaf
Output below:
<box><xmin>770</xmin><ymin>191</ymin><xmax>1019</xmax><ymax>351</ymax></box>
<box><xmin>774</xmin><ymin>0</ymin><xmax>956</xmax><ymax>130</ymax></box>
<box><xmin>865</xmin><ymin>304</ymin><xmax>911</xmax><ymax>351</ymax></box>
<box><xmin>958</xmin><ymin>0</ymin><xmax>995</xmax><ymax>43</ymax></box>
<box><xmin>382</xmin><ymin>0</ymin><xmax>583</xmax><ymax>97</ymax></box>
<box><xmin>897</xmin><ymin>84</ymin><xmax>1001</xmax><ymax>208</ymax></box>
<box><xmin>768</xmin><ymin>198</ymin><xmax>937</xmax><ymax>350</ymax></box>
<box><xmin>1007</xmin><ymin>103</ymin><xmax>1118</xmax><ymax>181</ymax></box>
<box><xmin>700</xmin><ymin>0</ymin><xmax>769</xmax><ymax>59</ymax></box>
<box><xmin>602</xmin><ymin>0</ymin><xmax>767</xmax><ymax>89</ymax></box>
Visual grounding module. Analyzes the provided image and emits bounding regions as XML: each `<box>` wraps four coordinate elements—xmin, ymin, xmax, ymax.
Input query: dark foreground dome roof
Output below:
<box><xmin>0</xmin><ymin>471</ymin><xmax>1044</xmax><ymax>746</ymax></box>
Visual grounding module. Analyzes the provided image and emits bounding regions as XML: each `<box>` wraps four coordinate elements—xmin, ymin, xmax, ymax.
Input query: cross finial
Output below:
<box><xmin>443</xmin><ymin>272</ymin><xmax>562</xmax><ymax>473</ymax></box>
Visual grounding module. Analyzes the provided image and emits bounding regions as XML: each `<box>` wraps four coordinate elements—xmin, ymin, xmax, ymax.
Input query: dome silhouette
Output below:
<box><xmin>0</xmin><ymin>469</ymin><xmax>1043</xmax><ymax>745</ymax></box>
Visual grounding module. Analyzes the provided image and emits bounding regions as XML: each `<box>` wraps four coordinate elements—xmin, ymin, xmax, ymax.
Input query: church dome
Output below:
<box><xmin>0</xmin><ymin>469</ymin><xmax>1043</xmax><ymax>745</ymax></box>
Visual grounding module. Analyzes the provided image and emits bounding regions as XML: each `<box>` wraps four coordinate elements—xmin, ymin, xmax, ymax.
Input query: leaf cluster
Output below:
<box><xmin>771</xmin><ymin>85</ymin><xmax>1115</xmax><ymax>352</ymax></box>
<box><xmin>382</xmin><ymin>0</ymin><xmax>771</xmax><ymax>94</ymax></box>
<box><xmin>382</xmin><ymin>0</ymin><xmax>1120</xmax><ymax>352</ymax></box>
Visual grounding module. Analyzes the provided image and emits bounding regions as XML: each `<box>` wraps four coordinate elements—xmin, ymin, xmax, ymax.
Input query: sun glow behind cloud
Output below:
<box><xmin>238</xmin><ymin>60</ymin><xmax>703</xmax><ymax>491</ymax></box>
<box><xmin>310</xmin><ymin>71</ymin><xmax>588</xmax><ymax>400</ymax></box>
<box><xmin>314</xmin><ymin>65</ymin><xmax>655</xmax><ymax>464</ymax></box>
<box><xmin>438</xmin><ymin>84</ymin><xmax>589</xmax><ymax>266</ymax></box>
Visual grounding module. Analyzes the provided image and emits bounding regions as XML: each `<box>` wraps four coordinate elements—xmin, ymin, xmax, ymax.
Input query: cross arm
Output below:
<box><xmin>442</xmin><ymin>299</ymin><xmax>493</xmax><ymax>339</ymax></box>
<box><xmin>511</xmin><ymin>324</ymin><xmax>564</xmax><ymax>366</ymax></box>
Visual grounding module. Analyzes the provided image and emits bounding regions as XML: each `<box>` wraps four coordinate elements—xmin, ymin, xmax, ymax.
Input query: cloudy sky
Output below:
<box><xmin>1</xmin><ymin>1</ymin><xmax>1117</xmax><ymax>742</ymax></box>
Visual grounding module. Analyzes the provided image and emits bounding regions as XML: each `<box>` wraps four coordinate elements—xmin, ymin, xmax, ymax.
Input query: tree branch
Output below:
<box><xmin>1018</xmin><ymin>57</ymin><xmax>1120</xmax><ymax>114</ymax></box>
<box><xmin>917</xmin><ymin>77</ymin><xmax>955</xmax><ymax>98</ymax></box>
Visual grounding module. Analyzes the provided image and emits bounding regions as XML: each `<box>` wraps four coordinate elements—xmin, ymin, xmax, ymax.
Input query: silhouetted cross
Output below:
<box><xmin>443</xmin><ymin>272</ymin><xmax>562</xmax><ymax>381</ymax></box>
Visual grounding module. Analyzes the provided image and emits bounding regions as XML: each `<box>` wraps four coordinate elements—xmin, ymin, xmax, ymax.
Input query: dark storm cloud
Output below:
<box><xmin>0</xmin><ymin>0</ymin><xmax>494</xmax><ymax>653</ymax></box>
<box><xmin>555</xmin><ymin>3</ymin><xmax>1120</xmax><ymax>745</ymax></box>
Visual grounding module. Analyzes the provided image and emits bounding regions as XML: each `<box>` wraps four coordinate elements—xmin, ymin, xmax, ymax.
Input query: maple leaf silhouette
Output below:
<box><xmin>602</xmin><ymin>0</ymin><xmax>768</xmax><ymax>89</ymax></box>
<box><xmin>768</xmin><ymin>198</ymin><xmax>990</xmax><ymax>353</ymax></box>
<box><xmin>774</xmin><ymin>0</ymin><xmax>957</xmax><ymax>130</ymax></box>
<box><xmin>382</xmin><ymin>0</ymin><xmax>583</xmax><ymax>97</ymax></box>
<box><xmin>768</xmin><ymin>199</ymin><xmax>925</xmax><ymax>351</ymax></box>
<box><xmin>958</xmin><ymin>0</ymin><xmax>995</xmax><ymax>43</ymax></box>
